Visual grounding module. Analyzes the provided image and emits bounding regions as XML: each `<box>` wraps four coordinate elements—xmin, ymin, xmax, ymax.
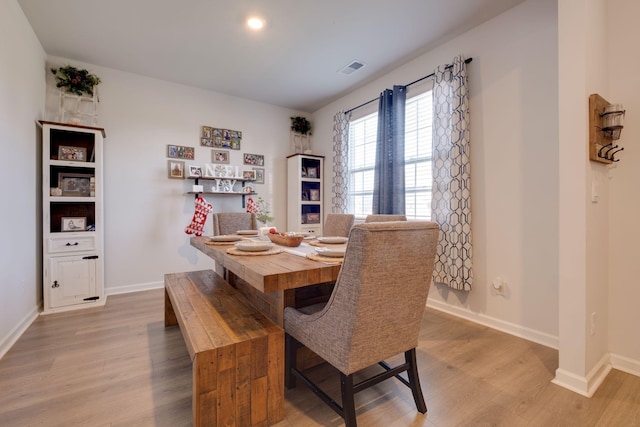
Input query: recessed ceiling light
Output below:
<box><xmin>247</xmin><ymin>16</ymin><xmax>265</xmax><ymax>30</ymax></box>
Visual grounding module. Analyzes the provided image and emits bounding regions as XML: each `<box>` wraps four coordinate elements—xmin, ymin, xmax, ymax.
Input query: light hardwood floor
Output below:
<box><xmin>1</xmin><ymin>289</ymin><xmax>639</xmax><ymax>426</ymax></box>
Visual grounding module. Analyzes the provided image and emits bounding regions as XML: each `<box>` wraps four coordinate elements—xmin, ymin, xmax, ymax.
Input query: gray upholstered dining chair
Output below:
<box><xmin>212</xmin><ymin>212</ymin><xmax>257</xmax><ymax>235</ymax></box>
<box><xmin>284</xmin><ymin>221</ymin><xmax>440</xmax><ymax>427</ymax></box>
<box><xmin>323</xmin><ymin>213</ymin><xmax>355</xmax><ymax>237</ymax></box>
<box><xmin>364</xmin><ymin>214</ymin><xmax>407</xmax><ymax>222</ymax></box>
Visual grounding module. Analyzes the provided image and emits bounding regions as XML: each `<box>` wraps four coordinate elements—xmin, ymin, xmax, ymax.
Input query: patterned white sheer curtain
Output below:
<box><xmin>431</xmin><ymin>55</ymin><xmax>473</xmax><ymax>291</ymax></box>
<box><xmin>332</xmin><ymin>111</ymin><xmax>350</xmax><ymax>213</ymax></box>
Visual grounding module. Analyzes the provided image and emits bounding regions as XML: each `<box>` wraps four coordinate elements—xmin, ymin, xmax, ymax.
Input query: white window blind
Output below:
<box><xmin>347</xmin><ymin>89</ymin><xmax>433</xmax><ymax>220</ymax></box>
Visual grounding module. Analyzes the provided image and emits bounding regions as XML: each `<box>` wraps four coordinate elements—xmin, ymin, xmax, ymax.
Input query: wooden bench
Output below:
<box><xmin>164</xmin><ymin>270</ymin><xmax>284</xmax><ymax>426</ymax></box>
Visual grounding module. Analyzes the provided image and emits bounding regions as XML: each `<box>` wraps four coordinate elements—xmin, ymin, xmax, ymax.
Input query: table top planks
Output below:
<box><xmin>191</xmin><ymin>237</ymin><xmax>341</xmax><ymax>292</ymax></box>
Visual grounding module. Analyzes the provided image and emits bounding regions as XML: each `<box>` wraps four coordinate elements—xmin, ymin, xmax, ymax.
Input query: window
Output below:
<box><xmin>347</xmin><ymin>89</ymin><xmax>433</xmax><ymax>220</ymax></box>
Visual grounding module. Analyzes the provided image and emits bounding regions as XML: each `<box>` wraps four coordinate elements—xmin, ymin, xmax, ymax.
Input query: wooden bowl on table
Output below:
<box><xmin>267</xmin><ymin>232</ymin><xmax>304</xmax><ymax>247</ymax></box>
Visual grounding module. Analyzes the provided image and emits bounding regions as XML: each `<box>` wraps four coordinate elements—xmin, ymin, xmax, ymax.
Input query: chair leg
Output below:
<box><xmin>285</xmin><ymin>333</ymin><xmax>298</xmax><ymax>389</ymax></box>
<box><xmin>340</xmin><ymin>373</ymin><xmax>357</xmax><ymax>427</ymax></box>
<box><xmin>405</xmin><ymin>348</ymin><xmax>427</xmax><ymax>413</ymax></box>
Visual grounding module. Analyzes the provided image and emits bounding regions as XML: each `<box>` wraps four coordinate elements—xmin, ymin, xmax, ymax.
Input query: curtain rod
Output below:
<box><xmin>344</xmin><ymin>57</ymin><xmax>473</xmax><ymax>115</ymax></box>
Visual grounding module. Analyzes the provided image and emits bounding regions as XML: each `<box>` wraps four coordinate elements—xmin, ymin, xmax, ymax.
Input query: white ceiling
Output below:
<box><xmin>18</xmin><ymin>0</ymin><xmax>526</xmax><ymax>112</ymax></box>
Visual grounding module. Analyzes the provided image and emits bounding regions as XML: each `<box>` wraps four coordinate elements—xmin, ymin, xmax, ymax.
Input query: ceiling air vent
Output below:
<box><xmin>339</xmin><ymin>60</ymin><xmax>366</xmax><ymax>75</ymax></box>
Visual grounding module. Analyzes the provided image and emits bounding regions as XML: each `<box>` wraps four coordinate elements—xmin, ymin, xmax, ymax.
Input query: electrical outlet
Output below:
<box><xmin>591</xmin><ymin>312</ymin><xmax>597</xmax><ymax>336</ymax></box>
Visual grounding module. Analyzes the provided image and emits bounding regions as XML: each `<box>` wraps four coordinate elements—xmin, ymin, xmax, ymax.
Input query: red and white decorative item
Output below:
<box><xmin>246</xmin><ymin>197</ymin><xmax>258</xmax><ymax>215</ymax></box>
<box><xmin>184</xmin><ymin>196</ymin><xmax>213</xmax><ymax>236</ymax></box>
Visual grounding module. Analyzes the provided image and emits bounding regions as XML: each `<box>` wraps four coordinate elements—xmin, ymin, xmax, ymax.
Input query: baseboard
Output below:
<box><xmin>105</xmin><ymin>280</ymin><xmax>164</xmax><ymax>296</ymax></box>
<box><xmin>0</xmin><ymin>306</ymin><xmax>39</xmax><ymax>359</ymax></box>
<box><xmin>552</xmin><ymin>353</ymin><xmax>612</xmax><ymax>397</ymax></box>
<box><xmin>426</xmin><ymin>298</ymin><xmax>559</xmax><ymax>349</ymax></box>
<box><xmin>610</xmin><ymin>353</ymin><xmax>640</xmax><ymax>378</ymax></box>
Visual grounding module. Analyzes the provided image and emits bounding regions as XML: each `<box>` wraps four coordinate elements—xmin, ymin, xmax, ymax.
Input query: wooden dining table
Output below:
<box><xmin>190</xmin><ymin>236</ymin><xmax>341</xmax><ymax>327</ymax></box>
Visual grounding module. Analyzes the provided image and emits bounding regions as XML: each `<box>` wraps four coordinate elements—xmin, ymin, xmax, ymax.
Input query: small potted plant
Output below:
<box><xmin>290</xmin><ymin>116</ymin><xmax>312</xmax><ymax>135</ymax></box>
<box><xmin>51</xmin><ymin>65</ymin><xmax>101</xmax><ymax>97</ymax></box>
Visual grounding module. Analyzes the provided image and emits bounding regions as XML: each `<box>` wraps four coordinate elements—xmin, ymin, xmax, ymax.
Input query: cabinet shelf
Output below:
<box><xmin>49</xmin><ymin>160</ymin><xmax>96</xmax><ymax>169</ymax></box>
<box><xmin>187</xmin><ymin>191</ymin><xmax>257</xmax><ymax>196</ymax></box>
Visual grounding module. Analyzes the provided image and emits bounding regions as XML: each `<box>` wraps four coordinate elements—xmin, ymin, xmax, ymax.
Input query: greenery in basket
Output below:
<box><xmin>51</xmin><ymin>65</ymin><xmax>101</xmax><ymax>97</ymax></box>
<box><xmin>290</xmin><ymin>116</ymin><xmax>312</xmax><ymax>135</ymax></box>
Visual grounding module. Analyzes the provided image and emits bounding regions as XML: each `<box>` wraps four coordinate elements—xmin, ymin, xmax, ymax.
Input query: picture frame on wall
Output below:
<box><xmin>252</xmin><ymin>168</ymin><xmax>264</xmax><ymax>184</ymax></box>
<box><xmin>243</xmin><ymin>153</ymin><xmax>264</xmax><ymax>166</ymax></box>
<box><xmin>212</xmin><ymin>150</ymin><xmax>229</xmax><ymax>164</ymax></box>
<box><xmin>187</xmin><ymin>165</ymin><xmax>202</xmax><ymax>177</ymax></box>
<box><xmin>309</xmin><ymin>189</ymin><xmax>320</xmax><ymax>201</ymax></box>
<box><xmin>58</xmin><ymin>145</ymin><xmax>87</xmax><ymax>162</ymax></box>
<box><xmin>58</xmin><ymin>172</ymin><xmax>92</xmax><ymax>197</ymax></box>
<box><xmin>167</xmin><ymin>144</ymin><xmax>195</xmax><ymax>160</ymax></box>
<box><xmin>61</xmin><ymin>217</ymin><xmax>86</xmax><ymax>232</ymax></box>
<box><xmin>242</xmin><ymin>170</ymin><xmax>256</xmax><ymax>180</ymax></box>
<box><xmin>168</xmin><ymin>160</ymin><xmax>185</xmax><ymax>179</ymax></box>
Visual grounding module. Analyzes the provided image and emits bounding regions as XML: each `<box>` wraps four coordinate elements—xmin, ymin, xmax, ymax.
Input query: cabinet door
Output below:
<box><xmin>48</xmin><ymin>255</ymin><xmax>98</xmax><ymax>308</ymax></box>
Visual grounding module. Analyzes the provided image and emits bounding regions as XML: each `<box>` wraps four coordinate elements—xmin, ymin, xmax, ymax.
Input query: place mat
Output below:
<box><xmin>306</xmin><ymin>253</ymin><xmax>344</xmax><ymax>264</ymax></box>
<box><xmin>227</xmin><ymin>247</ymin><xmax>283</xmax><ymax>256</ymax></box>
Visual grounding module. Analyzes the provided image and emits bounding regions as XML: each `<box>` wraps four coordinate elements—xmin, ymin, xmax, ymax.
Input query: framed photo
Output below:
<box><xmin>301</xmin><ymin>167</ymin><xmax>307</xmax><ymax>178</ymax></box>
<box><xmin>306</xmin><ymin>213</ymin><xmax>320</xmax><ymax>224</ymax></box>
<box><xmin>168</xmin><ymin>160</ymin><xmax>185</xmax><ymax>179</ymax></box>
<box><xmin>58</xmin><ymin>145</ymin><xmax>87</xmax><ymax>162</ymax></box>
<box><xmin>58</xmin><ymin>173</ymin><xmax>92</xmax><ymax>196</ymax></box>
<box><xmin>167</xmin><ymin>144</ymin><xmax>195</xmax><ymax>160</ymax></box>
<box><xmin>309</xmin><ymin>189</ymin><xmax>320</xmax><ymax>201</ymax></box>
<box><xmin>187</xmin><ymin>165</ymin><xmax>202</xmax><ymax>178</ymax></box>
<box><xmin>301</xmin><ymin>191</ymin><xmax>309</xmax><ymax>201</ymax></box>
<box><xmin>243</xmin><ymin>153</ymin><xmax>264</xmax><ymax>166</ymax></box>
<box><xmin>212</xmin><ymin>150</ymin><xmax>229</xmax><ymax>164</ymax></box>
<box><xmin>61</xmin><ymin>217</ymin><xmax>86</xmax><ymax>232</ymax></box>
<box><xmin>306</xmin><ymin>167</ymin><xmax>317</xmax><ymax>179</ymax></box>
<box><xmin>242</xmin><ymin>170</ymin><xmax>256</xmax><ymax>180</ymax></box>
<box><xmin>252</xmin><ymin>167</ymin><xmax>265</xmax><ymax>184</ymax></box>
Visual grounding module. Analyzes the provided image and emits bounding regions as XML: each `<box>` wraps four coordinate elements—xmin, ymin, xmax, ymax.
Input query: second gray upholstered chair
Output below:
<box><xmin>212</xmin><ymin>212</ymin><xmax>257</xmax><ymax>236</ymax></box>
<box><xmin>323</xmin><ymin>213</ymin><xmax>355</xmax><ymax>237</ymax></box>
<box><xmin>284</xmin><ymin>221</ymin><xmax>440</xmax><ymax>427</ymax></box>
<box><xmin>364</xmin><ymin>214</ymin><xmax>407</xmax><ymax>222</ymax></box>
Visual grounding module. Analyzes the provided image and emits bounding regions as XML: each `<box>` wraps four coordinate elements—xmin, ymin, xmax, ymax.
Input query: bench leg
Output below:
<box><xmin>164</xmin><ymin>288</ymin><xmax>177</xmax><ymax>326</ymax></box>
<box><xmin>193</xmin><ymin>350</ymin><xmax>217</xmax><ymax>427</ymax></box>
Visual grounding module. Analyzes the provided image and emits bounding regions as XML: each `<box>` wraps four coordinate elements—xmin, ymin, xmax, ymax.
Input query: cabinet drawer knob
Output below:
<box><xmin>65</xmin><ymin>242</ymin><xmax>79</xmax><ymax>246</ymax></box>
<box><xmin>52</xmin><ymin>280</ymin><xmax>60</xmax><ymax>288</ymax></box>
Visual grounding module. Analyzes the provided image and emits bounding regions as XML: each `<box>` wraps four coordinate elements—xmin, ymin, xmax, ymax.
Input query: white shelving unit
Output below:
<box><xmin>40</xmin><ymin>121</ymin><xmax>105</xmax><ymax>314</ymax></box>
<box><xmin>287</xmin><ymin>154</ymin><xmax>324</xmax><ymax>235</ymax></box>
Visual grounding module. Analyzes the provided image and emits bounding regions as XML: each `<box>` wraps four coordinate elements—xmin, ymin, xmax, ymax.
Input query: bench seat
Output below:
<box><xmin>164</xmin><ymin>269</ymin><xmax>284</xmax><ymax>426</ymax></box>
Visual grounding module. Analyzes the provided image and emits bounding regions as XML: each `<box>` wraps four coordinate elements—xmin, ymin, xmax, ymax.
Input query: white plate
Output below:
<box><xmin>235</xmin><ymin>241</ymin><xmax>274</xmax><ymax>252</ymax></box>
<box><xmin>208</xmin><ymin>235</ymin><xmax>242</xmax><ymax>242</ymax></box>
<box><xmin>315</xmin><ymin>247</ymin><xmax>346</xmax><ymax>257</ymax></box>
<box><xmin>236</xmin><ymin>229</ymin><xmax>259</xmax><ymax>235</ymax></box>
<box><xmin>316</xmin><ymin>236</ymin><xmax>348</xmax><ymax>244</ymax></box>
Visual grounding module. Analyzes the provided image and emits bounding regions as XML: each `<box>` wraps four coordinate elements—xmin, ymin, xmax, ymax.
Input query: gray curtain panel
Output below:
<box><xmin>331</xmin><ymin>111</ymin><xmax>350</xmax><ymax>213</ymax></box>
<box><xmin>372</xmin><ymin>85</ymin><xmax>406</xmax><ymax>215</ymax></box>
<box><xmin>431</xmin><ymin>55</ymin><xmax>473</xmax><ymax>291</ymax></box>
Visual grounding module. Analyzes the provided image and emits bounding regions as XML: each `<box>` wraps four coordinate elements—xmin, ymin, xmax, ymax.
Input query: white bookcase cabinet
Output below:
<box><xmin>40</xmin><ymin>121</ymin><xmax>105</xmax><ymax>314</ymax></box>
<box><xmin>287</xmin><ymin>154</ymin><xmax>324</xmax><ymax>235</ymax></box>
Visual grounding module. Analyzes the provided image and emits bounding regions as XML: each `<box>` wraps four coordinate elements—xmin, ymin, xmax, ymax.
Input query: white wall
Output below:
<box><xmin>44</xmin><ymin>58</ymin><xmax>304</xmax><ymax>295</ymax></box>
<box><xmin>0</xmin><ymin>0</ymin><xmax>46</xmax><ymax>357</ymax></box>
<box><xmin>313</xmin><ymin>0</ymin><xmax>559</xmax><ymax>346</ymax></box>
<box><xmin>608</xmin><ymin>0</ymin><xmax>640</xmax><ymax>374</ymax></box>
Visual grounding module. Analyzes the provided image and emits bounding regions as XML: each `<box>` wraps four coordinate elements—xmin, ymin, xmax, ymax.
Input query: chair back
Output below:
<box><xmin>364</xmin><ymin>214</ymin><xmax>407</xmax><ymax>223</ymax></box>
<box><xmin>323</xmin><ymin>213</ymin><xmax>355</xmax><ymax>237</ymax></box>
<box><xmin>212</xmin><ymin>212</ymin><xmax>257</xmax><ymax>236</ymax></box>
<box><xmin>295</xmin><ymin>221</ymin><xmax>439</xmax><ymax>374</ymax></box>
